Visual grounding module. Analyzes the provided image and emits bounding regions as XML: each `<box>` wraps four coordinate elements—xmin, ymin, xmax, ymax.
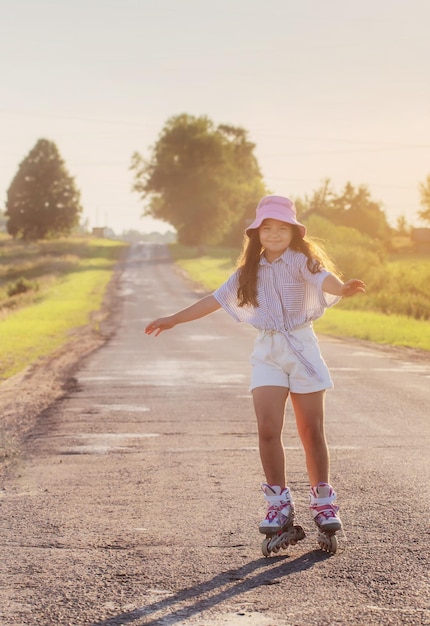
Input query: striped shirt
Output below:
<box><xmin>213</xmin><ymin>248</ymin><xmax>341</xmax><ymax>376</ymax></box>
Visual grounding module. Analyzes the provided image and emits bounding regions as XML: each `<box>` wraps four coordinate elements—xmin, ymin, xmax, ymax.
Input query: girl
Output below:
<box><xmin>145</xmin><ymin>195</ymin><xmax>365</xmax><ymax>544</ymax></box>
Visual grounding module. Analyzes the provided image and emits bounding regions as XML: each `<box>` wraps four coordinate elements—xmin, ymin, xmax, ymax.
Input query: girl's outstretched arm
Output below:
<box><xmin>145</xmin><ymin>294</ymin><xmax>221</xmax><ymax>337</ymax></box>
<box><xmin>322</xmin><ymin>275</ymin><xmax>366</xmax><ymax>297</ymax></box>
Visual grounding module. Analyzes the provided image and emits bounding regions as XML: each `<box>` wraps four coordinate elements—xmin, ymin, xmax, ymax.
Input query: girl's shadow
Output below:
<box><xmin>92</xmin><ymin>548</ymin><xmax>331</xmax><ymax>626</ymax></box>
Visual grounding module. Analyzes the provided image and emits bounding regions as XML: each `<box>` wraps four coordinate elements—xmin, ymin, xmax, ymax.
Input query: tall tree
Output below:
<box><xmin>5</xmin><ymin>139</ymin><xmax>82</xmax><ymax>240</ymax></box>
<box><xmin>0</xmin><ymin>211</ymin><xmax>7</xmax><ymax>233</ymax></box>
<box><xmin>418</xmin><ymin>174</ymin><xmax>430</xmax><ymax>224</ymax></box>
<box><xmin>295</xmin><ymin>178</ymin><xmax>335</xmax><ymax>219</ymax></box>
<box><xmin>295</xmin><ymin>179</ymin><xmax>391</xmax><ymax>241</ymax></box>
<box><xmin>331</xmin><ymin>182</ymin><xmax>391</xmax><ymax>240</ymax></box>
<box><xmin>131</xmin><ymin>114</ymin><xmax>267</xmax><ymax>246</ymax></box>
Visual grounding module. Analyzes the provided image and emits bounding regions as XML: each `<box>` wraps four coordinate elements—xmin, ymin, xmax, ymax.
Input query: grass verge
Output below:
<box><xmin>313</xmin><ymin>309</ymin><xmax>430</xmax><ymax>351</ymax></box>
<box><xmin>0</xmin><ymin>236</ymin><xmax>127</xmax><ymax>379</ymax></box>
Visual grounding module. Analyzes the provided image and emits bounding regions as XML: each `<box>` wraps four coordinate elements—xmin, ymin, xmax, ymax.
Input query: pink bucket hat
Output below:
<box><xmin>246</xmin><ymin>195</ymin><xmax>306</xmax><ymax>238</ymax></box>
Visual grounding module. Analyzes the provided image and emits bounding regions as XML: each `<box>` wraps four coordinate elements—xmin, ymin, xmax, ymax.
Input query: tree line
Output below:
<box><xmin>3</xmin><ymin>114</ymin><xmax>430</xmax><ymax>244</ymax></box>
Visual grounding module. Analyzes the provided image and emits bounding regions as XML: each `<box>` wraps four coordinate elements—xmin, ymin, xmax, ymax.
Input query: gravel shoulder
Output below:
<box><xmin>0</xmin><ymin>260</ymin><xmax>124</xmax><ymax>478</ymax></box>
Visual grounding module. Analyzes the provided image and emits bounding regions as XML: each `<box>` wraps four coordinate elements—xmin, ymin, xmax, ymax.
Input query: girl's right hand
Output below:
<box><xmin>341</xmin><ymin>279</ymin><xmax>366</xmax><ymax>297</ymax></box>
<box><xmin>145</xmin><ymin>316</ymin><xmax>176</xmax><ymax>337</ymax></box>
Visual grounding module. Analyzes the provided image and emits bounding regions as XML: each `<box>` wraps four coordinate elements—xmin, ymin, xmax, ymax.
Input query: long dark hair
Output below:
<box><xmin>236</xmin><ymin>225</ymin><xmax>340</xmax><ymax>307</ymax></box>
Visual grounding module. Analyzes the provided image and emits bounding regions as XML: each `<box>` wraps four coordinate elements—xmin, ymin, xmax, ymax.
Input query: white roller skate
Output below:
<box><xmin>309</xmin><ymin>483</ymin><xmax>342</xmax><ymax>554</ymax></box>
<box><xmin>259</xmin><ymin>484</ymin><xmax>305</xmax><ymax>557</ymax></box>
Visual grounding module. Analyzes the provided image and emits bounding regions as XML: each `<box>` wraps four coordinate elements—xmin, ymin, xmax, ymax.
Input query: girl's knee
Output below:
<box><xmin>257</xmin><ymin>415</ymin><xmax>282</xmax><ymax>443</ymax></box>
<box><xmin>299</xmin><ymin>424</ymin><xmax>327</xmax><ymax>448</ymax></box>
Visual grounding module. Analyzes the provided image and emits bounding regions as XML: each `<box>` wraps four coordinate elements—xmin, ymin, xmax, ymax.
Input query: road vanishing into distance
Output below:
<box><xmin>1</xmin><ymin>243</ymin><xmax>429</xmax><ymax>625</ymax></box>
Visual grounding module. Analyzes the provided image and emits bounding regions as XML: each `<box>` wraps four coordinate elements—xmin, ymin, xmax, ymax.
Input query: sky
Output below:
<box><xmin>1</xmin><ymin>0</ymin><xmax>429</xmax><ymax>234</ymax></box>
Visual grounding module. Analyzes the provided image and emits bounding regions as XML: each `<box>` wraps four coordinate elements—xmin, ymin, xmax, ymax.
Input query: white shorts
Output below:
<box><xmin>250</xmin><ymin>326</ymin><xmax>333</xmax><ymax>394</ymax></box>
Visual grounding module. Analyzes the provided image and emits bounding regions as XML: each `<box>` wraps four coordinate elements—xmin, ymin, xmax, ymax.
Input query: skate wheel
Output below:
<box><xmin>318</xmin><ymin>533</ymin><xmax>338</xmax><ymax>554</ymax></box>
<box><xmin>296</xmin><ymin>526</ymin><xmax>306</xmax><ymax>541</ymax></box>
<box><xmin>318</xmin><ymin>538</ymin><xmax>329</xmax><ymax>552</ymax></box>
<box><xmin>329</xmin><ymin>535</ymin><xmax>338</xmax><ymax>554</ymax></box>
<box><xmin>262</xmin><ymin>537</ymin><xmax>272</xmax><ymax>557</ymax></box>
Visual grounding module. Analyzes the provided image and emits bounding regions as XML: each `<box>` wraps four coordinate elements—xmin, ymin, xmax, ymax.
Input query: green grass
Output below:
<box><xmin>313</xmin><ymin>309</ymin><xmax>430</xmax><ymax>351</ymax></box>
<box><xmin>0</xmin><ymin>236</ymin><xmax>127</xmax><ymax>379</ymax></box>
<box><xmin>170</xmin><ymin>244</ymin><xmax>239</xmax><ymax>290</ymax></box>
<box><xmin>170</xmin><ymin>243</ymin><xmax>430</xmax><ymax>352</ymax></box>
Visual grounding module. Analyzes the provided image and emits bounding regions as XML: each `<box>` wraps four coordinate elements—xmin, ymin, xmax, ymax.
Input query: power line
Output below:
<box><xmin>0</xmin><ymin>110</ymin><xmax>429</xmax><ymax>150</ymax></box>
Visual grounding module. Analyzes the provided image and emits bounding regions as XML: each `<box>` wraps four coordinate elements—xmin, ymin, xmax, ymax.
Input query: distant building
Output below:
<box><xmin>411</xmin><ymin>228</ymin><xmax>430</xmax><ymax>250</ymax></box>
<box><xmin>92</xmin><ymin>226</ymin><xmax>114</xmax><ymax>238</ymax></box>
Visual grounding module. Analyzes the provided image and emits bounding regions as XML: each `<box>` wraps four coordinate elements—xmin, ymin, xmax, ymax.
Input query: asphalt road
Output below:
<box><xmin>1</xmin><ymin>243</ymin><xmax>429</xmax><ymax>626</ymax></box>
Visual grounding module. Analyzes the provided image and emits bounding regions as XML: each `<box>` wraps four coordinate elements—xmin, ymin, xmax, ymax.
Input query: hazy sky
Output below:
<box><xmin>1</xmin><ymin>0</ymin><xmax>429</xmax><ymax>234</ymax></box>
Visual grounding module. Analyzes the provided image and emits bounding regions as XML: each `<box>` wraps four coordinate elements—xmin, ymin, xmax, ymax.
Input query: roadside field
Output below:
<box><xmin>0</xmin><ymin>236</ymin><xmax>127</xmax><ymax>379</ymax></box>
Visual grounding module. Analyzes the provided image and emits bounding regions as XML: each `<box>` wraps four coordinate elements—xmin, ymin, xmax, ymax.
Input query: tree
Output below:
<box><xmin>395</xmin><ymin>215</ymin><xmax>410</xmax><ymax>236</ymax></box>
<box><xmin>130</xmin><ymin>114</ymin><xmax>267</xmax><ymax>246</ymax></box>
<box><xmin>5</xmin><ymin>139</ymin><xmax>82</xmax><ymax>240</ymax></box>
<box><xmin>0</xmin><ymin>211</ymin><xmax>7</xmax><ymax>233</ymax></box>
<box><xmin>295</xmin><ymin>178</ymin><xmax>335</xmax><ymax>219</ymax></box>
<box><xmin>418</xmin><ymin>174</ymin><xmax>430</xmax><ymax>224</ymax></box>
<box><xmin>295</xmin><ymin>179</ymin><xmax>391</xmax><ymax>242</ymax></box>
<box><xmin>331</xmin><ymin>182</ymin><xmax>391</xmax><ymax>240</ymax></box>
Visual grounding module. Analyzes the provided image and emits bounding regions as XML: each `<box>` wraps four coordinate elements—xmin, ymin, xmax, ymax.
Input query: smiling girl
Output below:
<box><xmin>145</xmin><ymin>195</ymin><xmax>365</xmax><ymax>553</ymax></box>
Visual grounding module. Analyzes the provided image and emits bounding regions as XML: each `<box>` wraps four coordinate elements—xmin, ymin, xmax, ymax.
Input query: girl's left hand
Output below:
<box><xmin>341</xmin><ymin>279</ymin><xmax>366</xmax><ymax>296</ymax></box>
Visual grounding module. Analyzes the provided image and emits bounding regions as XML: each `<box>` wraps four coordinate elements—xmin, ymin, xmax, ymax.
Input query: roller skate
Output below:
<box><xmin>309</xmin><ymin>483</ymin><xmax>342</xmax><ymax>554</ymax></box>
<box><xmin>259</xmin><ymin>484</ymin><xmax>305</xmax><ymax>557</ymax></box>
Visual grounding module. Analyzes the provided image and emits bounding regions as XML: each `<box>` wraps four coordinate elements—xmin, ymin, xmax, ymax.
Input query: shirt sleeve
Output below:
<box><xmin>298</xmin><ymin>255</ymin><xmax>341</xmax><ymax>309</ymax></box>
<box><xmin>300</xmin><ymin>255</ymin><xmax>342</xmax><ymax>309</ymax></box>
<box><xmin>213</xmin><ymin>270</ymin><xmax>259</xmax><ymax>324</ymax></box>
<box><xmin>212</xmin><ymin>271</ymin><xmax>242</xmax><ymax>322</ymax></box>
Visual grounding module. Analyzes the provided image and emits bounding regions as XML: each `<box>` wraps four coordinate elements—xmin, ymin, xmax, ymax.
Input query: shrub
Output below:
<box><xmin>7</xmin><ymin>277</ymin><xmax>38</xmax><ymax>297</ymax></box>
<box><xmin>305</xmin><ymin>214</ymin><xmax>386</xmax><ymax>281</ymax></box>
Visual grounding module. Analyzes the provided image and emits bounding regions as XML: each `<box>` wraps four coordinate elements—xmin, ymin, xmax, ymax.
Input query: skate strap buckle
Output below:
<box><xmin>310</xmin><ymin>495</ymin><xmax>335</xmax><ymax>506</ymax></box>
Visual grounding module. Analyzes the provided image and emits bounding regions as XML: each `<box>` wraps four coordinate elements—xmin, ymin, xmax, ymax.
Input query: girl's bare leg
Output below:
<box><xmin>252</xmin><ymin>386</ymin><xmax>289</xmax><ymax>487</ymax></box>
<box><xmin>290</xmin><ymin>390</ymin><xmax>329</xmax><ymax>486</ymax></box>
